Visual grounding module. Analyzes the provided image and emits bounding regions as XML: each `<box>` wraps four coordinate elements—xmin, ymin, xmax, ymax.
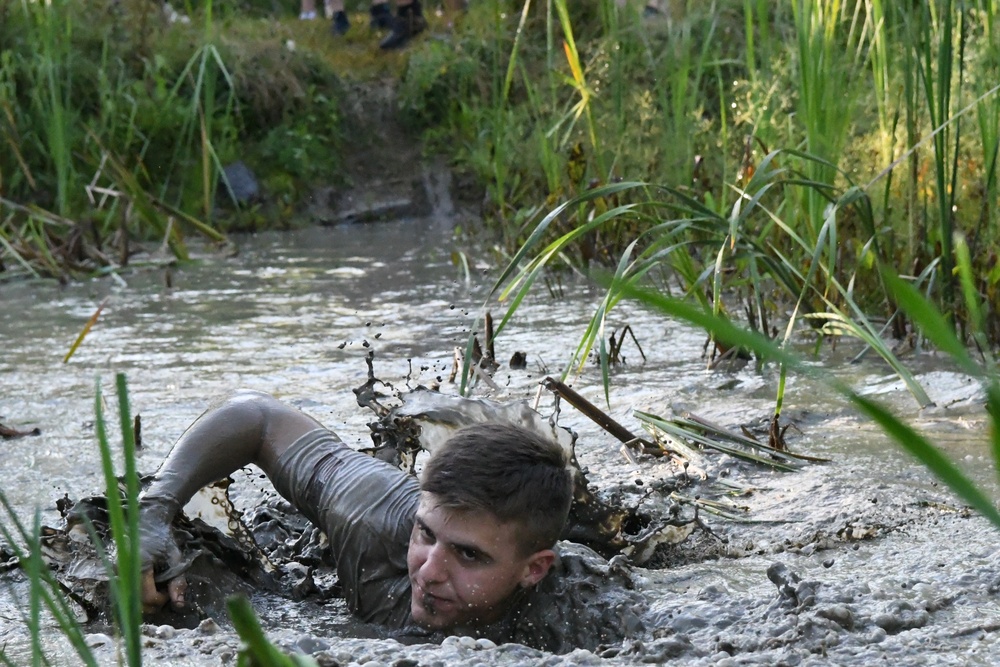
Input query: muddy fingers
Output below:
<box><xmin>151</xmin><ymin>538</ymin><xmax>196</xmax><ymax>610</ymax></box>
<box><xmin>167</xmin><ymin>573</ymin><xmax>188</xmax><ymax>609</ymax></box>
<box><xmin>141</xmin><ymin>569</ymin><xmax>168</xmax><ymax>614</ymax></box>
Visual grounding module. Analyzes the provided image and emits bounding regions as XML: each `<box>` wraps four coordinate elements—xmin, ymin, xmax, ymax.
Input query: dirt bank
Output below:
<box><xmin>299</xmin><ymin>77</ymin><xmax>475</xmax><ymax>227</ymax></box>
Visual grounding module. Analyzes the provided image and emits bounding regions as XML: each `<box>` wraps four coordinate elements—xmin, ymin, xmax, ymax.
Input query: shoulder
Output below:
<box><xmin>506</xmin><ymin>542</ymin><xmax>647</xmax><ymax>653</ymax></box>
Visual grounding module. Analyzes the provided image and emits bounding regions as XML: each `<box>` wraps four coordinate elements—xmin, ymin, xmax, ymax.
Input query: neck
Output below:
<box><xmin>452</xmin><ymin>586</ymin><xmax>531</xmax><ymax>636</ymax></box>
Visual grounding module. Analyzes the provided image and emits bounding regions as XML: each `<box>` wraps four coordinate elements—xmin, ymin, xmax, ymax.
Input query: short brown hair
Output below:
<box><xmin>420</xmin><ymin>423</ymin><xmax>573</xmax><ymax>555</ymax></box>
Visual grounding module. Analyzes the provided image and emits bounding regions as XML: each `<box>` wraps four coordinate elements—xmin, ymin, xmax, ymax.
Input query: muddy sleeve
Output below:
<box><xmin>270</xmin><ymin>429</ymin><xmax>419</xmax><ymax>627</ymax></box>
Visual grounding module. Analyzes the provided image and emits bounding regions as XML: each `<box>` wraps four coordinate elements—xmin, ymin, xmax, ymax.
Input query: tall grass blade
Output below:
<box><xmin>614</xmin><ymin>280</ymin><xmax>1000</xmax><ymax>530</ymax></box>
<box><xmin>93</xmin><ymin>375</ymin><xmax>143</xmax><ymax>667</ymax></box>
<box><xmin>228</xmin><ymin>595</ymin><xmax>316</xmax><ymax>666</ymax></box>
<box><xmin>0</xmin><ymin>493</ymin><xmax>99</xmax><ymax>666</ymax></box>
<box><xmin>63</xmin><ymin>298</ymin><xmax>108</xmax><ymax>364</ymax></box>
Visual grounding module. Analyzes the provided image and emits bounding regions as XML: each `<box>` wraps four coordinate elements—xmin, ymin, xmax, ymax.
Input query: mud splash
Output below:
<box><xmin>0</xmin><ymin>220</ymin><xmax>994</xmax><ymax>666</ymax></box>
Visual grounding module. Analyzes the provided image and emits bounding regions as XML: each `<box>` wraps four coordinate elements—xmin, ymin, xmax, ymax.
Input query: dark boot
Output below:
<box><xmin>331</xmin><ymin>10</ymin><xmax>350</xmax><ymax>35</ymax></box>
<box><xmin>379</xmin><ymin>1</ymin><xmax>426</xmax><ymax>50</ymax></box>
<box><xmin>370</xmin><ymin>2</ymin><xmax>393</xmax><ymax>30</ymax></box>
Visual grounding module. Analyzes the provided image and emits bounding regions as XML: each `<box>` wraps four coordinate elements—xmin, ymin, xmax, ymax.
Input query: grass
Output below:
<box><xmin>0</xmin><ymin>0</ymin><xmax>366</xmax><ymax>282</ymax></box>
<box><xmin>0</xmin><ymin>374</ymin><xmax>141</xmax><ymax>665</ymax></box>
<box><xmin>460</xmin><ymin>0</ymin><xmax>1000</xmax><ymax>533</ymax></box>
<box><xmin>391</xmin><ymin>1</ymin><xmax>1000</xmax><ymax>350</ymax></box>
<box><xmin>0</xmin><ymin>374</ymin><xmax>298</xmax><ymax>665</ymax></box>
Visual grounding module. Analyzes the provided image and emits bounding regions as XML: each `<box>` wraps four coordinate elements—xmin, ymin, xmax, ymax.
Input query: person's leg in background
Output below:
<box><xmin>380</xmin><ymin>0</ymin><xmax>426</xmax><ymax>50</ymax></box>
<box><xmin>327</xmin><ymin>0</ymin><xmax>394</xmax><ymax>35</ymax></box>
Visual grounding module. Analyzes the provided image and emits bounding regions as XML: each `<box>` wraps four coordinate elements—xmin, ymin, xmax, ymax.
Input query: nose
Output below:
<box><xmin>419</xmin><ymin>543</ymin><xmax>450</xmax><ymax>584</ymax></box>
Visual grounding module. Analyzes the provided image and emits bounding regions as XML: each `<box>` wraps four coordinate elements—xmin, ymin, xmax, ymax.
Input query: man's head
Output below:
<box><xmin>406</xmin><ymin>423</ymin><xmax>574</xmax><ymax>630</ymax></box>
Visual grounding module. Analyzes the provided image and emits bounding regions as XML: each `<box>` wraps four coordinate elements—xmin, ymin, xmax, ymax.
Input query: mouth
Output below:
<box><xmin>412</xmin><ymin>580</ymin><xmax>454</xmax><ymax>616</ymax></box>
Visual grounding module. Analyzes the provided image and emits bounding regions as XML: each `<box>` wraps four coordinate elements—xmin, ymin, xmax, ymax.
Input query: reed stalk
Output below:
<box><xmin>615</xmin><ymin>276</ymin><xmax>1000</xmax><ymax>529</ymax></box>
<box><xmin>22</xmin><ymin>0</ymin><xmax>76</xmax><ymax>217</ymax></box>
<box><xmin>790</xmin><ymin>0</ymin><xmax>866</xmax><ymax>242</ymax></box>
<box><xmin>0</xmin><ymin>373</ymin><xmax>150</xmax><ymax>665</ymax></box>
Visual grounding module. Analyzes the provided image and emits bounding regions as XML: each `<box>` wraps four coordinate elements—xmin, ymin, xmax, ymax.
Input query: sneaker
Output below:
<box><xmin>298</xmin><ymin>10</ymin><xmax>316</xmax><ymax>19</ymax></box>
<box><xmin>331</xmin><ymin>10</ymin><xmax>350</xmax><ymax>35</ymax></box>
<box><xmin>370</xmin><ymin>3</ymin><xmax>393</xmax><ymax>30</ymax></box>
<box><xmin>379</xmin><ymin>13</ymin><xmax>426</xmax><ymax>49</ymax></box>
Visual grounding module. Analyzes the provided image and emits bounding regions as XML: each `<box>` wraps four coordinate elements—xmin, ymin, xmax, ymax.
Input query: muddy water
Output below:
<box><xmin>0</xmin><ymin>218</ymin><xmax>996</xmax><ymax>666</ymax></box>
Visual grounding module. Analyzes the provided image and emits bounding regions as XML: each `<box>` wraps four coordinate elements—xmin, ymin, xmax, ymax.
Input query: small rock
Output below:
<box><xmin>215</xmin><ymin>648</ymin><xmax>235</xmax><ymax>662</ymax></box>
<box><xmin>296</xmin><ymin>635</ymin><xmax>331</xmax><ymax>654</ymax></box>
<box><xmin>85</xmin><ymin>633</ymin><xmax>113</xmax><ymax>648</ymax></box>
<box><xmin>198</xmin><ymin>618</ymin><xmax>221</xmax><ymax>635</ymax></box>
<box><xmin>154</xmin><ymin>624</ymin><xmax>175</xmax><ymax>639</ymax></box>
<box><xmin>220</xmin><ymin>160</ymin><xmax>261</xmax><ymax>204</ymax></box>
<box><xmin>474</xmin><ymin>638</ymin><xmax>497</xmax><ymax>650</ymax></box>
<box><xmin>867</xmin><ymin>627</ymin><xmax>887</xmax><ymax>643</ymax></box>
<box><xmin>816</xmin><ymin>604</ymin><xmax>854</xmax><ymax>630</ymax></box>
<box><xmin>873</xmin><ymin>602</ymin><xmax>930</xmax><ymax>634</ymax></box>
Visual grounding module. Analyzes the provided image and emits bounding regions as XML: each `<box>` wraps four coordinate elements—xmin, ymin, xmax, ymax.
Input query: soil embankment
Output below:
<box><xmin>301</xmin><ymin>78</ymin><xmax>466</xmax><ymax>226</ymax></box>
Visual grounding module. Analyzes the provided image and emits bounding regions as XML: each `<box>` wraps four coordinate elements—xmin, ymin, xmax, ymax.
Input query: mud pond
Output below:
<box><xmin>0</xmin><ymin>215</ymin><xmax>997</xmax><ymax>666</ymax></box>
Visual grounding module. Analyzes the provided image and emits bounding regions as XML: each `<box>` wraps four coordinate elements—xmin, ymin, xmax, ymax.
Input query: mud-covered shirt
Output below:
<box><xmin>270</xmin><ymin>429</ymin><xmax>646</xmax><ymax>653</ymax></box>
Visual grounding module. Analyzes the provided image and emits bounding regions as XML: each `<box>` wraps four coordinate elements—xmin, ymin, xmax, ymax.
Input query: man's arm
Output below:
<box><xmin>143</xmin><ymin>390</ymin><xmax>324</xmax><ymax>504</ymax></box>
<box><xmin>139</xmin><ymin>390</ymin><xmax>324</xmax><ymax>611</ymax></box>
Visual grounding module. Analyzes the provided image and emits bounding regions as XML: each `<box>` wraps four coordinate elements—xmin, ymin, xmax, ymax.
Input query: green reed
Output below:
<box><xmin>0</xmin><ymin>373</ymin><xmax>300</xmax><ymax>666</ymax></box>
<box><xmin>865</xmin><ymin>0</ymin><xmax>893</xmax><ymax>165</ymax></box>
<box><xmin>658</xmin><ymin>2</ymin><xmax>719</xmax><ymax>189</ymax></box>
<box><xmin>0</xmin><ymin>374</ymin><xmax>141</xmax><ymax>665</ymax></box>
<box><xmin>228</xmin><ymin>596</ymin><xmax>319</xmax><ymax>666</ymax></box>
<box><xmin>98</xmin><ymin>374</ymin><xmax>144</xmax><ymax>666</ymax></box>
<box><xmin>16</xmin><ymin>0</ymin><xmax>76</xmax><ymax>218</ymax></box>
<box><xmin>912</xmin><ymin>0</ymin><xmax>962</xmax><ymax>320</ymax></box>
<box><xmin>790</xmin><ymin>0</ymin><xmax>867</xmax><ymax>242</ymax></box>
<box><xmin>0</xmin><ymin>0</ymin><xmax>264</xmax><ymax>281</ymax></box>
<box><xmin>969</xmin><ymin>0</ymin><xmax>999</xmax><ymax>271</ymax></box>
<box><xmin>615</xmin><ymin>268</ymin><xmax>1000</xmax><ymax>529</ymax></box>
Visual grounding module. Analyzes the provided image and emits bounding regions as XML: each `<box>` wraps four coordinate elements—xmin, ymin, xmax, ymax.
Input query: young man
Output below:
<box><xmin>138</xmin><ymin>391</ymin><xmax>640</xmax><ymax>649</ymax></box>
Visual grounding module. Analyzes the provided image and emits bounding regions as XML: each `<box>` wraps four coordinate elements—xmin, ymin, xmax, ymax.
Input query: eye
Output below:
<box><xmin>416</xmin><ymin>522</ymin><xmax>434</xmax><ymax>542</ymax></box>
<box><xmin>456</xmin><ymin>546</ymin><xmax>480</xmax><ymax>563</ymax></box>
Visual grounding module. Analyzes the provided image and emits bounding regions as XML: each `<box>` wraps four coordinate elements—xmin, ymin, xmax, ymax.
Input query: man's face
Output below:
<box><xmin>406</xmin><ymin>493</ymin><xmax>555</xmax><ymax>631</ymax></box>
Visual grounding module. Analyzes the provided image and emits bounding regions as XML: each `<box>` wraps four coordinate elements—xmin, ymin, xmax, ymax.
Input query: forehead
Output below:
<box><xmin>416</xmin><ymin>494</ymin><xmax>518</xmax><ymax>548</ymax></box>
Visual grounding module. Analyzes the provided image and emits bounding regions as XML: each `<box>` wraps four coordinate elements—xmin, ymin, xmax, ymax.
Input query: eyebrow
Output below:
<box><xmin>415</xmin><ymin>516</ymin><xmax>493</xmax><ymax>563</ymax></box>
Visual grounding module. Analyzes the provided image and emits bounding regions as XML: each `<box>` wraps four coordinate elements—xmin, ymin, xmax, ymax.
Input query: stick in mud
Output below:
<box><xmin>541</xmin><ymin>376</ymin><xmax>658</xmax><ymax>455</ymax></box>
<box><xmin>0</xmin><ymin>422</ymin><xmax>41</xmax><ymax>439</ymax></box>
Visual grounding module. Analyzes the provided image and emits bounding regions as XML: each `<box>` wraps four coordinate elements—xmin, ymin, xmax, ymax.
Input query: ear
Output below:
<box><xmin>519</xmin><ymin>549</ymin><xmax>556</xmax><ymax>588</ymax></box>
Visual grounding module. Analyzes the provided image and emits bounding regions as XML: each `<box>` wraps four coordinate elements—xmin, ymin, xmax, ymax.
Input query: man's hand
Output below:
<box><xmin>141</xmin><ymin>568</ymin><xmax>187</xmax><ymax>614</ymax></box>
<box><xmin>136</xmin><ymin>494</ymin><xmax>187</xmax><ymax>614</ymax></box>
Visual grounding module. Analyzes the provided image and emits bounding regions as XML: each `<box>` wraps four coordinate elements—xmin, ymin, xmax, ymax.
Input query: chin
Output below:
<box><xmin>410</xmin><ymin>597</ymin><xmax>454</xmax><ymax>630</ymax></box>
<box><xmin>410</xmin><ymin>600</ymin><xmax>456</xmax><ymax>631</ymax></box>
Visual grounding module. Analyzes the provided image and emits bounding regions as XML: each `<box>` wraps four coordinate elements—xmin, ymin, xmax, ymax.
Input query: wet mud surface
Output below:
<box><xmin>0</xmin><ymin>220</ymin><xmax>996</xmax><ymax>665</ymax></box>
